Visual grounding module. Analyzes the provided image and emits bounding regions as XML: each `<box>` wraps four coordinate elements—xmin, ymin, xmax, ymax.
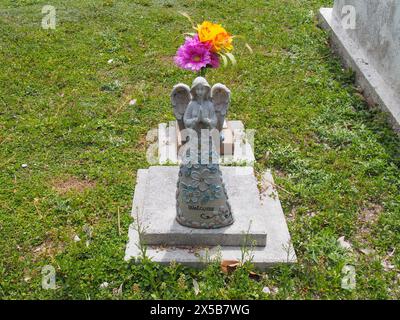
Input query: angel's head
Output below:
<box><xmin>190</xmin><ymin>77</ymin><xmax>211</xmax><ymax>101</ymax></box>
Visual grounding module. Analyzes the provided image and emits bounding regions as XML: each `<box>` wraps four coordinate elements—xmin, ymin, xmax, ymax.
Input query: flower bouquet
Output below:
<box><xmin>174</xmin><ymin>12</ymin><xmax>251</xmax><ymax>76</ymax></box>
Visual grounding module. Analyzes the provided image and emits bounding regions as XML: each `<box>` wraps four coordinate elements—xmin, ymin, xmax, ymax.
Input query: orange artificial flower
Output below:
<box><xmin>197</xmin><ymin>21</ymin><xmax>233</xmax><ymax>53</ymax></box>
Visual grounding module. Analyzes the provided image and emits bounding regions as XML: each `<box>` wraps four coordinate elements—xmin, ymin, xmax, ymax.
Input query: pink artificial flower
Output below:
<box><xmin>174</xmin><ymin>35</ymin><xmax>219</xmax><ymax>72</ymax></box>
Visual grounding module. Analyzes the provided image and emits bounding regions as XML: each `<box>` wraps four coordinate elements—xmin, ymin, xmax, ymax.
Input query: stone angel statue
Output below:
<box><xmin>171</xmin><ymin>77</ymin><xmax>231</xmax><ymax>135</ymax></box>
<box><xmin>170</xmin><ymin>77</ymin><xmax>234</xmax><ymax>229</ymax></box>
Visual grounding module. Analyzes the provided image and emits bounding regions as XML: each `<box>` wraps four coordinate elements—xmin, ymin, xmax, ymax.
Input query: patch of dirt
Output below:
<box><xmin>356</xmin><ymin>202</ymin><xmax>384</xmax><ymax>244</ymax></box>
<box><xmin>137</xmin><ymin>134</ymin><xmax>148</xmax><ymax>149</ymax></box>
<box><xmin>274</xmin><ymin>169</ymin><xmax>287</xmax><ymax>179</ymax></box>
<box><xmin>52</xmin><ymin>176</ymin><xmax>96</xmax><ymax>195</ymax></box>
<box><xmin>287</xmin><ymin>207</ymin><xmax>296</xmax><ymax>222</ymax></box>
<box><xmin>360</xmin><ymin>203</ymin><xmax>383</xmax><ymax>225</ymax></box>
<box><xmin>32</xmin><ymin>238</ymin><xmax>65</xmax><ymax>262</ymax></box>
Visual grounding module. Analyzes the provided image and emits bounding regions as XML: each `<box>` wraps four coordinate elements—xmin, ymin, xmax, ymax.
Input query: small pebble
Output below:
<box><xmin>359</xmin><ymin>248</ymin><xmax>374</xmax><ymax>255</ymax></box>
<box><xmin>381</xmin><ymin>261</ymin><xmax>395</xmax><ymax>271</ymax></box>
<box><xmin>337</xmin><ymin>236</ymin><xmax>352</xmax><ymax>250</ymax></box>
<box><xmin>262</xmin><ymin>287</ymin><xmax>271</xmax><ymax>294</ymax></box>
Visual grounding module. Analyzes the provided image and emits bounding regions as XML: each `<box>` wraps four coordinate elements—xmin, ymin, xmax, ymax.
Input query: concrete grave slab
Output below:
<box><xmin>125</xmin><ymin>167</ymin><xmax>297</xmax><ymax>270</ymax></box>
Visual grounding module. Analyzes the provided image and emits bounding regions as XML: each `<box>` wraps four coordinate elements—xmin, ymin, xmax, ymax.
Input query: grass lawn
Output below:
<box><xmin>0</xmin><ymin>0</ymin><xmax>399</xmax><ymax>299</ymax></box>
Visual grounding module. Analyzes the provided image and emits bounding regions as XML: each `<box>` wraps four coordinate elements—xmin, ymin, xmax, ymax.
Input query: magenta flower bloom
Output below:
<box><xmin>174</xmin><ymin>35</ymin><xmax>219</xmax><ymax>72</ymax></box>
<box><xmin>210</xmin><ymin>52</ymin><xmax>220</xmax><ymax>68</ymax></box>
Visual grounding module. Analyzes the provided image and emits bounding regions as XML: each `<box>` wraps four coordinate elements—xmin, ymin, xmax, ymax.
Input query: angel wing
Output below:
<box><xmin>171</xmin><ymin>83</ymin><xmax>191</xmax><ymax>131</ymax></box>
<box><xmin>211</xmin><ymin>83</ymin><xmax>231</xmax><ymax>132</ymax></box>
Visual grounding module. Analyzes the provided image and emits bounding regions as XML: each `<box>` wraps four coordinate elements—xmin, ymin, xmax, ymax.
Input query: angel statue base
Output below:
<box><xmin>171</xmin><ymin>77</ymin><xmax>234</xmax><ymax>229</ymax></box>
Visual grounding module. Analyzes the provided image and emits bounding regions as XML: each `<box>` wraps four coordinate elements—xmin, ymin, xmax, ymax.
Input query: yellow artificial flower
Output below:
<box><xmin>197</xmin><ymin>21</ymin><xmax>233</xmax><ymax>53</ymax></box>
